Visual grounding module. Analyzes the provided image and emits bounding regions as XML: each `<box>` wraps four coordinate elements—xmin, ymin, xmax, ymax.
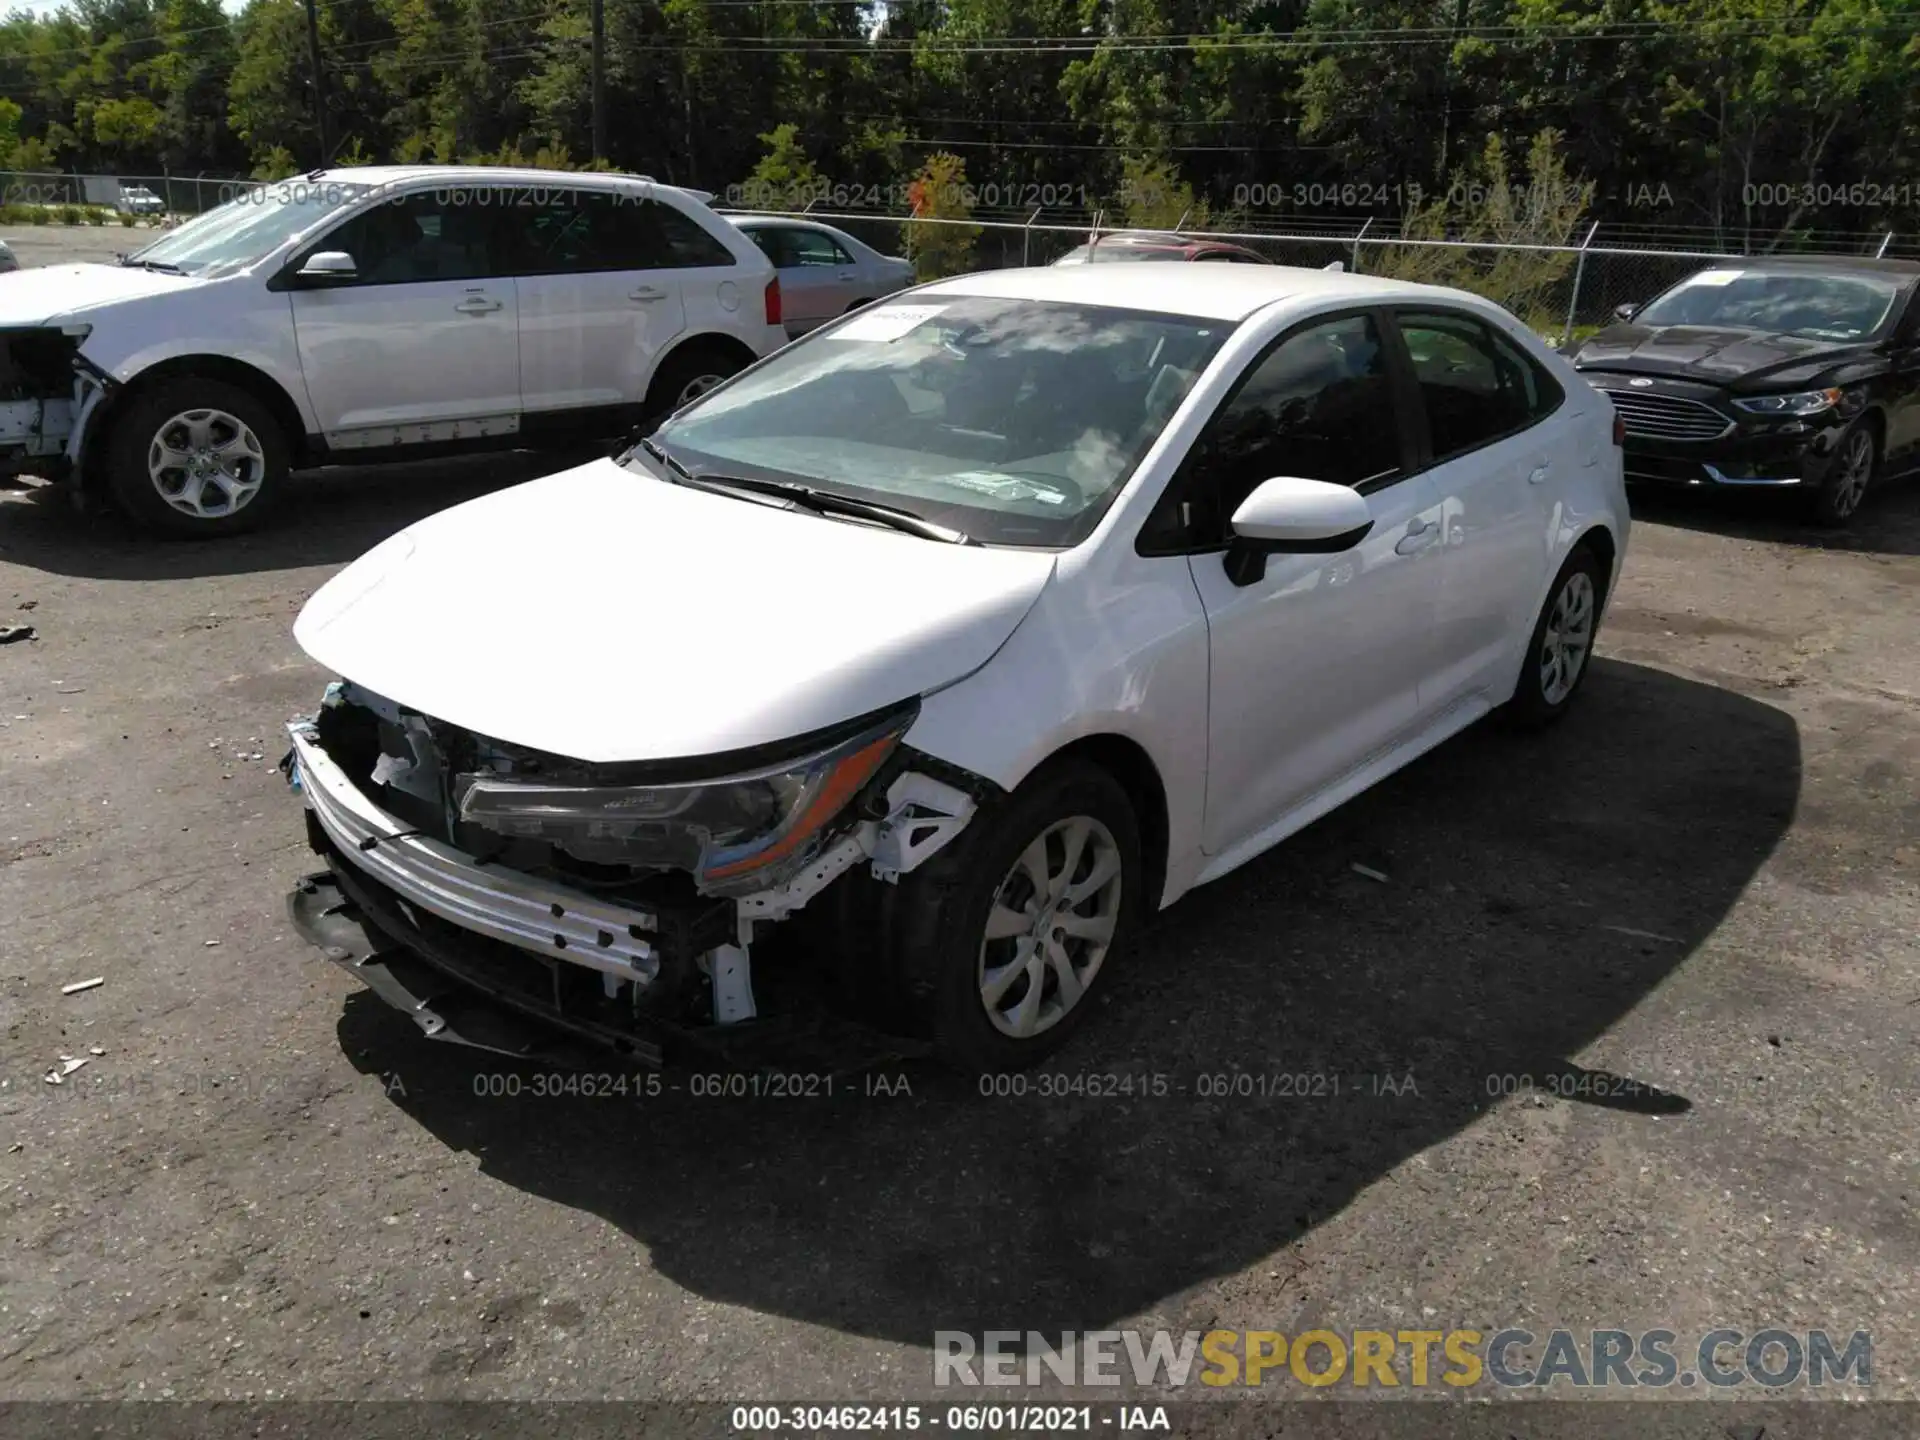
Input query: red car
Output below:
<box><xmin>1052</xmin><ymin>231</ymin><xmax>1272</xmax><ymax>265</ymax></box>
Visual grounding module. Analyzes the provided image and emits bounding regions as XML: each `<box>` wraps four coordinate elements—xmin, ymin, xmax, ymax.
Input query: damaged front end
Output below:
<box><xmin>0</xmin><ymin>327</ymin><xmax>106</xmax><ymax>484</ymax></box>
<box><xmin>283</xmin><ymin>680</ymin><xmax>983</xmax><ymax>1065</ymax></box>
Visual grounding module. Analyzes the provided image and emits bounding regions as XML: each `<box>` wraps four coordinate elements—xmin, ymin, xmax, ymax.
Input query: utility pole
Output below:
<box><xmin>590</xmin><ymin>0</ymin><xmax>607</xmax><ymax>164</ymax></box>
<box><xmin>304</xmin><ymin>0</ymin><xmax>331</xmax><ymax>167</ymax></box>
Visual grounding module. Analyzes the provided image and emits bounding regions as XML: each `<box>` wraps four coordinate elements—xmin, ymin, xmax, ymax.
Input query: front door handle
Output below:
<box><xmin>1528</xmin><ymin>463</ymin><xmax>1551</xmax><ymax>485</ymax></box>
<box><xmin>454</xmin><ymin>295</ymin><xmax>503</xmax><ymax>314</ymax></box>
<box><xmin>629</xmin><ymin>286</ymin><xmax>667</xmax><ymax>302</ymax></box>
<box><xmin>1394</xmin><ymin>517</ymin><xmax>1439</xmax><ymax>556</ymax></box>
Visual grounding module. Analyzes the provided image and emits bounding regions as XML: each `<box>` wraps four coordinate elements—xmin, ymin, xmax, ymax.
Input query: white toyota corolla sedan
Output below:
<box><xmin>283</xmin><ymin>264</ymin><xmax>1628</xmax><ymax>1073</ymax></box>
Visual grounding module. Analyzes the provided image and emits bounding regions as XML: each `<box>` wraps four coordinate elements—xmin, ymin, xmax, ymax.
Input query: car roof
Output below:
<box><xmin>304</xmin><ymin>165</ymin><xmax>699</xmax><ymax>198</ymax></box>
<box><xmin>916</xmin><ymin>263</ymin><xmax>1487</xmax><ymax>322</ymax></box>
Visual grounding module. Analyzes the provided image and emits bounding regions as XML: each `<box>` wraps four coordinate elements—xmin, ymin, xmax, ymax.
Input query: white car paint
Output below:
<box><xmin>300</xmin><ymin>264</ymin><xmax>1626</xmax><ymax>917</ymax></box>
<box><xmin>288</xmin><ymin>264</ymin><xmax>1625</xmax><ymax>1064</ymax></box>
<box><xmin>0</xmin><ymin>166</ymin><xmax>785</xmax><ymax>489</ymax></box>
<box><xmin>293</xmin><ymin>461</ymin><xmax>1059</xmax><ymax>763</ymax></box>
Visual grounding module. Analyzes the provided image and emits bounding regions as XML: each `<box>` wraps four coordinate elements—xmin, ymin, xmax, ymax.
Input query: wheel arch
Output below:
<box><xmin>1031</xmin><ymin>732</ymin><xmax>1170</xmax><ymax>921</ymax></box>
<box><xmin>1571</xmin><ymin>521</ymin><xmax>1619</xmax><ymax>607</ymax></box>
<box><xmin>84</xmin><ymin>354</ymin><xmax>312</xmax><ymax>491</ymax></box>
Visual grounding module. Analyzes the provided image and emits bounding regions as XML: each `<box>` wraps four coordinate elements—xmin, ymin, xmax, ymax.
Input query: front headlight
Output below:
<box><xmin>454</xmin><ymin>709</ymin><xmax>914</xmax><ymax>895</ymax></box>
<box><xmin>1733</xmin><ymin>387</ymin><xmax>1844</xmax><ymax>416</ymax></box>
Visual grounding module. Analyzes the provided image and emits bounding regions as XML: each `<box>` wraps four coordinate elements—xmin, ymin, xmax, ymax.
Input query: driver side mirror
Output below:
<box><xmin>1223</xmin><ymin>476</ymin><xmax>1374</xmax><ymax>587</ymax></box>
<box><xmin>1613</xmin><ymin>301</ymin><xmax>1640</xmax><ymax>323</ymax></box>
<box><xmin>294</xmin><ymin>250</ymin><xmax>358</xmax><ymax>284</ymax></box>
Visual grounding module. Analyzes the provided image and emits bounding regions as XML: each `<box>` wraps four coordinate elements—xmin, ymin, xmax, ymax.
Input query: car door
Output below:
<box><xmin>508</xmin><ymin>190</ymin><xmax>692</xmax><ymax>419</ymax></box>
<box><xmin>285</xmin><ymin>184</ymin><xmax>521</xmax><ymax>445</ymax></box>
<box><xmin>1389</xmin><ymin>308</ymin><xmax>1561</xmax><ymax>710</ymax></box>
<box><xmin>1153</xmin><ymin>310</ymin><xmax>1446</xmax><ymax>857</ymax></box>
<box><xmin>1880</xmin><ymin>296</ymin><xmax>1920</xmax><ymax>469</ymax></box>
<box><xmin>770</xmin><ymin>226</ymin><xmax>860</xmax><ymax>335</ymax></box>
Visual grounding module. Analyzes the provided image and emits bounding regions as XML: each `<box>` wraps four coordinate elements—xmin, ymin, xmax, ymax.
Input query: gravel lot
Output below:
<box><xmin>2</xmin><ymin>227</ymin><xmax>153</xmax><ymax>269</ymax></box>
<box><xmin>0</xmin><ymin>228</ymin><xmax>1916</xmax><ymax>1408</ymax></box>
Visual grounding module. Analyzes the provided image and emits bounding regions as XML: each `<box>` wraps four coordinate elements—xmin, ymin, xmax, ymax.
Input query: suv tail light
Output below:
<box><xmin>764</xmin><ymin>277</ymin><xmax>782</xmax><ymax>327</ymax></box>
<box><xmin>1611</xmin><ymin>412</ymin><xmax>1625</xmax><ymax>447</ymax></box>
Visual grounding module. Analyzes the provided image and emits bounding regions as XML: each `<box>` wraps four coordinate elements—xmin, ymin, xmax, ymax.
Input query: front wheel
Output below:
<box><xmin>888</xmin><ymin>759</ymin><xmax>1142</xmax><ymax>1073</ymax></box>
<box><xmin>1804</xmin><ymin>422</ymin><xmax>1877</xmax><ymax>527</ymax></box>
<box><xmin>104</xmin><ymin>377</ymin><xmax>290</xmax><ymax>538</ymax></box>
<box><xmin>1504</xmin><ymin>547</ymin><xmax>1605</xmax><ymax>728</ymax></box>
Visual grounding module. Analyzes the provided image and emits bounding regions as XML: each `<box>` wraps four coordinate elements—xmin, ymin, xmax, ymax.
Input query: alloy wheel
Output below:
<box><xmin>675</xmin><ymin>373</ymin><xmax>725</xmax><ymax>408</ymax></box>
<box><xmin>148</xmin><ymin>408</ymin><xmax>267</xmax><ymax>520</ymax></box>
<box><xmin>1830</xmin><ymin>429</ymin><xmax>1874</xmax><ymax>518</ymax></box>
<box><xmin>976</xmin><ymin>815</ymin><xmax>1123</xmax><ymax>1040</ymax></box>
<box><xmin>1539</xmin><ymin>569</ymin><xmax>1596</xmax><ymax>706</ymax></box>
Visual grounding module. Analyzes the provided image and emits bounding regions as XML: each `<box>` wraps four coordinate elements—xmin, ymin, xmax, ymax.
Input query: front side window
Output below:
<box><xmin>646</xmin><ymin>296</ymin><xmax>1228</xmax><ymax>547</ymax></box>
<box><xmin>1149</xmin><ymin>312</ymin><xmax>1402</xmax><ymax>550</ymax></box>
<box><xmin>297</xmin><ymin>188</ymin><xmax>505</xmax><ymax>285</ymax></box>
<box><xmin>1398</xmin><ymin>311</ymin><xmax>1558</xmax><ymax>460</ymax></box>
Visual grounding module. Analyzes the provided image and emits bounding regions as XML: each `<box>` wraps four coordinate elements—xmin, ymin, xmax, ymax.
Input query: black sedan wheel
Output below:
<box><xmin>1806</xmin><ymin>423</ymin><xmax>1877</xmax><ymax>527</ymax></box>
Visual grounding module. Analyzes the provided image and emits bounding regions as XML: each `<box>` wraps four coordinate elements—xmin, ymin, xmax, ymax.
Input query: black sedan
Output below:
<box><xmin>1570</xmin><ymin>257</ymin><xmax>1920</xmax><ymax>524</ymax></box>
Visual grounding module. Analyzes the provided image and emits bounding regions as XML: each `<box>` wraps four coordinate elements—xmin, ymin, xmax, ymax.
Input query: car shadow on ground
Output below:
<box><xmin>334</xmin><ymin>658</ymin><xmax>1799</xmax><ymax>1344</ymax></box>
<box><xmin>1628</xmin><ymin>470</ymin><xmax>1920</xmax><ymax>557</ymax></box>
<box><xmin>0</xmin><ymin>449</ymin><xmax>602</xmax><ymax>582</ymax></box>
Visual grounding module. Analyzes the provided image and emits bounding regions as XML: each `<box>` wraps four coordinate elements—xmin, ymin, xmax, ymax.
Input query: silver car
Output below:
<box><xmin>0</xmin><ymin>240</ymin><xmax>15</xmax><ymax>274</ymax></box>
<box><xmin>729</xmin><ymin>216</ymin><xmax>914</xmax><ymax>337</ymax></box>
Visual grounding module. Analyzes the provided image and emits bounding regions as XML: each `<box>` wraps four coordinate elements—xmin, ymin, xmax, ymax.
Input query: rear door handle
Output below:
<box><xmin>1528</xmin><ymin>464</ymin><xmax>1551</xmax><ymax>485</ymax></box>
<box><xmin>1394</xmin><ymin>517</ymin><xmax>1439</xmax><ymax>556</ymax></box>
<box><xmin>838</xmin><ymin>271</ymin><xmax>857</xmax><ymax>281</ymax></box>
<box><xmin>454</xmin><ymin>295</ymin><xmax>502</xmax><ymax>314</ymax></box>
<box><xmin>629</xmin><ymin>286</ymin><xmax>667</xmax><ymax>302</ymax></box>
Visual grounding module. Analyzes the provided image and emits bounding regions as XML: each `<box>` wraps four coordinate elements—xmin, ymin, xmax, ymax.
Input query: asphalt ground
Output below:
<box><xmin>0</xmin><ymin>226</ymin><xmax>1915</xmax><ymax>1414</ymax></box>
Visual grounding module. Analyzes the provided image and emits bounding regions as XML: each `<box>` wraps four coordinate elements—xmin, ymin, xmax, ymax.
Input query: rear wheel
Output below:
<box><xmin>1504</xmin><ymin>546</ymin><xmax>1605</xmax><ymax>728</ymax></box>
<box><xmin>104</xmin><ymin>376</ymin><xmax>290</xmax><ymax>538</ymax></box>
<box><xmin>644</xmin><ymin>343</ymin><xmax>749</xmax><ymax>425</ymax></box>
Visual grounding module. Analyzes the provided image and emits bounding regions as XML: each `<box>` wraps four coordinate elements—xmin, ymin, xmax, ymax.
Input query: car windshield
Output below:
<box><xmin>126</xmin><ymin>179</ymin><xmax>374</xmax><ymax>278</ymax></box>
<box><xmin>646</xmin><ymin>295</ymin><xmax>1227</xmax><ymax>547</ymax></box>
<box><xmin>1635</xmin><ymin>268</ymin><xmax>1903</xmax><ymax>341</ymax></box>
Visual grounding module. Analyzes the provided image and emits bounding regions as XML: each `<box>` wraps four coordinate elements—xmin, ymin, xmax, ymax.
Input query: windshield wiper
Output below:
<box><xmin>690</xmin><ymin>473</ymin><xmax>976</xmax><ymax>545</ymax></box>
<box><xmin>117</xmin><ymin>257</ymin><xmax>185</xmax><ymax>274</ymax></box>
<box><xmin>635</xmin><ymin>440</ymin><xmax>974</xmax><ymax>545</ymax></box>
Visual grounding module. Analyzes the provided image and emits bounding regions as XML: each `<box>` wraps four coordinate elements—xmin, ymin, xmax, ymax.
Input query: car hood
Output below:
<box><xmin>1573</xmin><ymin>323</ymin><xmax>1874</xmax><ymax>387</ymax></box>
<box><xmin>0</xmin><ymin>262</ymin><xmax>196</xmax><ymax>326</ymax></box>
<box><xmin>293</xmin><ymin>459</ymin><xmax>1058</xmax><ymax>764</ymax></box>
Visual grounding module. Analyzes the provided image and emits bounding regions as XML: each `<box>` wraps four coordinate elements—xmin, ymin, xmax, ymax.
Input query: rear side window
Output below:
<box><xmin>650</xmin><ymin>201</ymin><xmax>737</xmax><ymax>268</ymax></box>
<box><xmin>782</xmin><ymin>228</ymin><xmax>854</xmax><ymax>267</ymax></box>
<box><xmin>1396</xmin><ymin>310</ymin><xmax>1564</xmax><ymax>461</ymax></box>
<box><xmin>507</xmin><ymin>193</ymin><xmax>736</xmax><ymax>274</ymax></box>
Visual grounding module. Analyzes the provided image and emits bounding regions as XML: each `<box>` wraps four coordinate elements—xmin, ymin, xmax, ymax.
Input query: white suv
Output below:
<box><xmin>0</xmin><ymin>166</ymin><xmax>788</xmax><ymax>535</ymax></box>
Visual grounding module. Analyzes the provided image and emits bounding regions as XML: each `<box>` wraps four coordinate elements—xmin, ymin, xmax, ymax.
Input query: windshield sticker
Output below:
<box><xmin>832</xmin><ymin>304</ymin><xmax>949</xmax><ymax>342</ymax></box>
<box><xmin>939</xmin><ymin>471</ymin><xmax>1070</xmax><ymax>505</ymax></box>
<box><xmin>1684</xmin><ymin>269</ymin><xmax>1745</xmax><ymax>286</ymax></box>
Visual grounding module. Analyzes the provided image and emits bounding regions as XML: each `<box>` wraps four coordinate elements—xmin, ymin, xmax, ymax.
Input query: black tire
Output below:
<box><xmin>643</xmin><ymin>343</ymin><xmax>750</xmax><ymax>426</ymax></box>
<box><xmin>881</xmin><ymin>758</ymin><xmax>1143</xmax><ymax>1073</ymax></box>
<box><xmin>104</xmin><ymin>376</ymin><xmax>290</xmax><ymax>538</ymax></box>
<box><xmin>845</xmin><ymin>297</ymin><xmax>875</xmax><ymax>313</ymax></box>
<box><xmin>1803</xmin><ymin>420</ymin><xmax>1878</xmax><ymax>527</ymax></box>
<box><xmin>1504</xmin><ymin>545</ymin><xmax>1606</xmax><ymax>728</ymax></box>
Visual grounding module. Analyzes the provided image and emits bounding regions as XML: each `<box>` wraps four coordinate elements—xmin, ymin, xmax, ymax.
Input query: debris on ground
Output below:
<box><xmin>0</xmin><ymin>624</ymin><xmax>35</xmax><ymax>645</ymax></box>
<box><xmin>1350</xmin><ymin>863</ymin><xmax>1390</xmax><ymax>883</ymax></box>
<box><xmin>1601</xmin><ymin>924</ymin><xmax>1683</xmax><ymax>944</ymax></box>
<box><xmin>203</xmin><ymin>939</ymin><xmax>220</xmax><ymax>947</ymax></box>
<box><xmin>88</xmin><ymin>1045</ymin><xmax>105</xmax><ymax>1056</ymax></box>
<box><xmin>61</xmin><ymin>976</ymin><xmax>105</xmax><ymax>994</ymax></box>
<box><xmin>43</xmin><ymin>1056</ymin><xmax>89</xmax><ymax>1084</ymax></box>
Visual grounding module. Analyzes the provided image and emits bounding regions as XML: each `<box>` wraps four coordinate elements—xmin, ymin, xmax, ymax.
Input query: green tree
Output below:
<box><xmin>906</xmin><ymin>151</ymin><xmax>980</xmax><ymax>279</ymax></box>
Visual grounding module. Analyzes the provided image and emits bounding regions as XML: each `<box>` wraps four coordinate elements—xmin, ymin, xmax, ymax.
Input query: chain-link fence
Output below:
<box><xmin>0</xmin><ymin>168</ymin><xmax>252</xmax><ymax>219</ymax></box>
<box><xmin>724</xmin><ymin>206</ymin><xmax>1912</xmax><ymax>349</ymax></box>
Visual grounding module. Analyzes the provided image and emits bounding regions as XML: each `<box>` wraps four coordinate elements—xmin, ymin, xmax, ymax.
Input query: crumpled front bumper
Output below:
<box><xmin>288</xmin><ymin>724</ymin><xmax>706</xmax><ymax>986</ymax></box>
